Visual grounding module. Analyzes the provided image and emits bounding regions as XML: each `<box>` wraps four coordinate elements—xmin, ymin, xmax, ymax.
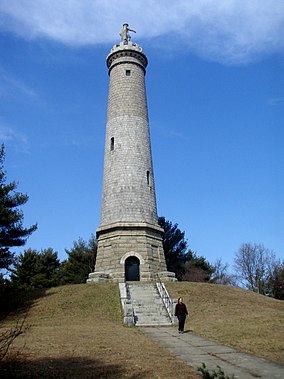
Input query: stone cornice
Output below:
<box><xmin>106</xmin><ymin>42</ymin><xmax>148</xmax><ymax>75</ymax></box>
<box><xmin>96</xmin><ymin>221</ymin><xmax>163</xmax><ymax>235</ymax></box>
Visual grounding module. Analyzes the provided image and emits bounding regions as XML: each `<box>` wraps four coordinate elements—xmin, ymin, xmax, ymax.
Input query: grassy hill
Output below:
<box><xmin>167</xmin><ymin>282</ymin><xmax>284</xmax><ymax>364</ymax></box>
<box><xmin>1</xmin><ymin>282</ymin><xmax>283</xmax><ymax>378</ymax></box>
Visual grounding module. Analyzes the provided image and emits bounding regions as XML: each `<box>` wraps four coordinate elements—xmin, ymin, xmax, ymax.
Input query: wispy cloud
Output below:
<box><xmin>0</xmin><ymin>1</ymin><xmax>283</xmax><ymax>64</ymax></box>
<box><xmin>0</xmin><ymin>67</ymin><xmax>39</xmax><ymax>100</ymax></box>
<box><xmin>268</xmin><ymin>97</ymin><xmax>284</xmax><ymax>106</ymax></box>
<box><xmin>0</xmin><ymin>124</ymin><xmax>29</xmax><ymax>153</ymax></box>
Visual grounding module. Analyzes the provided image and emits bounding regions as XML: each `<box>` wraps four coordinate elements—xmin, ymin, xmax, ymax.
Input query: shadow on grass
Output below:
<box><xmin>0</xmin><ymin>356</ymin><xmax>152</xmax><ymax>379</ymax></box>
<box><xmin>0</xmin><ymin>287</ymin><xmax>51</xmax><ymax>322</ymax></box>
<box><xmin>0</xmin><ymin>288</ymin><xmax>53</xmax><ymax>362</ymax></box>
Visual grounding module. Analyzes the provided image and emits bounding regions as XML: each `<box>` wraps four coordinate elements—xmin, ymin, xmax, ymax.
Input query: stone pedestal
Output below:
<box><xmin>87</xmin><ymin>222</ymin><xmax>176</xmax><ymax>283</ymax></box>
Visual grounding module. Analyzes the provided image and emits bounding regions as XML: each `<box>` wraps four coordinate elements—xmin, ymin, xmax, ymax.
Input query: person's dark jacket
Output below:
<box><xmin>175</xmin><ymin>302</ymin><xmax>188</xmax><ymax>316</ymax></box>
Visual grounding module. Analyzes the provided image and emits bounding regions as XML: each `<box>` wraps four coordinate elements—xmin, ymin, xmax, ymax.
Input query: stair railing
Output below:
<box><xmin>156</xmin><ymin>274</ymin><xmax>177</xmax><ymax>323</ymax></box>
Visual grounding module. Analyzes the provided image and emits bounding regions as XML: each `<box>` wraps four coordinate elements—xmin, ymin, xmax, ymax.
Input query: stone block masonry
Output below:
<box><xmin>89</xmin><ymin>223</ymin><xmax>167</xmax><ymax>282</ymax></box>
<box><xmin>101</xmin><ymin>115</ymin><xmax>157</xmax><ymax>226</ymax></box>
<box><xmin>87</xmin><ymin>35</ymin><xmax>176</xmax><ymax>283</ymax></box>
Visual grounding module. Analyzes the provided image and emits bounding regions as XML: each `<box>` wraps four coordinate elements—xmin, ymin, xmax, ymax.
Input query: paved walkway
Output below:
<box><xmin>140</xmin><ymin>327</ymin><xmax>284</xmax><ymax>379</ymax></box>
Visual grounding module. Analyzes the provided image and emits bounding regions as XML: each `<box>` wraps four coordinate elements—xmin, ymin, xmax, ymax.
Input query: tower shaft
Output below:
<box><xmin>88</xmin><ymin>35</ymin><xmax>175</xmax><ymax>283</ymax></box>
<box><xmin>101</xmin><ymin>44</ymin><xmax>157</xmax><ymax>226</ymax></box>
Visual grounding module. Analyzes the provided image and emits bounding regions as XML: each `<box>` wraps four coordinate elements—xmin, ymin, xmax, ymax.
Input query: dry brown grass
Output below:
<box><xmin>0</xmin><ymin>284</ymin><xmax>199</xmax><ymax>379</ymax></box>
<box><xmin>1</xmin><ymin>282</ymin><xmax>283</xmax><ymax>378</ymax></box>
<box><xmin>167</xmin><ymin>282</ymin><xmax>284</xmax><ymax>364</ymax></box>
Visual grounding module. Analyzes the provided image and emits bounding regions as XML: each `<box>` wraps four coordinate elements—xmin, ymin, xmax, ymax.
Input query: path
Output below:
<box><xmin>140</xmin><ymin>327</ymin><xmax>284</xmax><ymax>379</ymax></box>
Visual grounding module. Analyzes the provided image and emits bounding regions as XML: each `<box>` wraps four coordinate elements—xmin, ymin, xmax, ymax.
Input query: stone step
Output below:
<box><xmin>133</xmin><ymin>311</ymin><xmax>169</xmax><ymax>317</ymax></box>
<box><xmin>126</xmin><ymin>283</ymin><xmax>172</xmax><ymax>326</ymax></box>
<box><xmin>135</xmin><ymin>320</ymin><xmax>172</xmax><ymax>326</ymax></box>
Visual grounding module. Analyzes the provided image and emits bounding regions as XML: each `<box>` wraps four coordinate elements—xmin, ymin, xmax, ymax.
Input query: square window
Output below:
<box><xmin>126</xmin><ymin>70</ymin><xmax>131</xmax><ymax>76</ymax></box>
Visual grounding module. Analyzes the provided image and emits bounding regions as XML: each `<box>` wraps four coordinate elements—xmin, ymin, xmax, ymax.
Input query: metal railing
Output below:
<box><xmin>156</xmin><ymin>274</ymin><xmax>176</xmax><ymax>322</ymax></box>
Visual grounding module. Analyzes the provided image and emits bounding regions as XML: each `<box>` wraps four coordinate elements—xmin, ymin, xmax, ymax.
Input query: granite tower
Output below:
<box><xmin>87</xmin><ymin>25</ymin><xmax>175</xmax><ymax>283</ymax></box>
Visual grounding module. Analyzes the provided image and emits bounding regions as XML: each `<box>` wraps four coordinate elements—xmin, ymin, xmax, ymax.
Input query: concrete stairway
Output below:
<box><xmin>127</xmin><ymin>283</ymin><xmax>173</xmax><ymax>326</ymax></box>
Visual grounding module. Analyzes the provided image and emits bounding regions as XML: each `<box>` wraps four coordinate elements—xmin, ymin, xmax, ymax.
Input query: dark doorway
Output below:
<box><xmin>125</xmin><ymin>256</ymin><xmax>140</xmax><ymax>281</ymax></box>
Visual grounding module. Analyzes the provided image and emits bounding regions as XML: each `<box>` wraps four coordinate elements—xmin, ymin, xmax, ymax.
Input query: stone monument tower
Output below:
<box><xmin>87</xmin><ymin>24</ymin><xmax>175</xmax><ymax>283</ymax></box>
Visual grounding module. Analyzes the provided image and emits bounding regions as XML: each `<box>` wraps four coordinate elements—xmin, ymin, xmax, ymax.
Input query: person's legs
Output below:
<box><xmin>180</xmin><ymin>314</ymin><xmax>186</xmax><ymax>332</ymax></box>
<box><xmin>177</xmin><ymin>315</ymin><xmax>182</xmax><ymax>332</ymax></box>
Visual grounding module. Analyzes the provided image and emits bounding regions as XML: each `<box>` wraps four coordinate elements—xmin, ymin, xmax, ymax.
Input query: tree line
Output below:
<box><xmin>1</xmin><ymin>144</ymin><xmax>283</xmax><ymax>299</ymax></box>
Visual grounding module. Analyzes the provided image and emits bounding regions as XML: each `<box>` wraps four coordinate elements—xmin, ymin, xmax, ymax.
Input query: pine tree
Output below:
<box><xmin>0</xmin><ymin>145</ymin><xmax>37</xmax><ymax>275</ymax></box>
<box><xmin>59</xmin><ymin>235</ymin><xmax>97</xmax><ymax>284</ymax></box>
<box><xmin>10</xmin><ymin>249</ymin><xmax>38</xmax><ymax>289</ymax></box>
<box><xmin>158</xmin><ymin>216</ymin><xmax>213</xmax><ymax>281</ymax></box>
<box><xmin>11</xmin><ymin>248</ymin><xmax>60</xmax><ymax>289</ymax></box>
<box><xmin>158</xmin><ymin>216</ymin><xmax>187</xmax><ymax>278</ymax></box>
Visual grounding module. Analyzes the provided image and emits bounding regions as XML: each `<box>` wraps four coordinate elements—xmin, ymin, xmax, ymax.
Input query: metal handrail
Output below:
<box><xmin>156</xmin><ymin>274</ymin><xmax>175</xmax><ymax>322</ymax></box>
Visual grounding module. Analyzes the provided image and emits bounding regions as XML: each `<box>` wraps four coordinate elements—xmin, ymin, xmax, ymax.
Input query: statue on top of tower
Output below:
<box><xmin>120</xmin><ymin>23</ymin><xmax>136</xmax><ymax>44</ymax></box>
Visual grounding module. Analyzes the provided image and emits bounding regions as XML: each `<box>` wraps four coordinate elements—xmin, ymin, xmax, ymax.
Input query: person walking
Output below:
<box><xmin>175</xmin><ymin>297</ymin><xmax>188</xmax><ymax>333</ymax></box>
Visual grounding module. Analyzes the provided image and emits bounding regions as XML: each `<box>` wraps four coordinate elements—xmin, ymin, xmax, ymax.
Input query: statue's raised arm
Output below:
<box><xmin>120</xmin><ymin>23</ymin><xmax>136</xmax><ymax>44</ymax></box>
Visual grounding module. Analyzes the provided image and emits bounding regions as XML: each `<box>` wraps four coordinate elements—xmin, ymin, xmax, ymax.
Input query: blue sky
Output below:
<box><xmin>1</xmin><ymin>1</ymin><xmax>283</xmax><ymax>269</ymax></box>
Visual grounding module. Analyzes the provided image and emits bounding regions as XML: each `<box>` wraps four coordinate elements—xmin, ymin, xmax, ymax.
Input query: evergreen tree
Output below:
<box><xmin>59</xmin><ymin>235</ymin><xmax>97</xmax><ymax>284</ymax></box>
<box><xmin>11</xmin><ymin>249</ymin><xmax>38</xmax><ymax>289</ymax></box>
<box><xmin>33</xmin><ymin>248</ymin><xmax>60</xmax><ymax>288</ymax></box>
<box><xmin>272</xmin><ymin>263</ymin><xmax>284</xmax><ymax>300</ymax></box>
<box><xmin>158</xmin><ymin>216</ymin><xmax>213</xmax><ymax>281</ymax></box>
<box><xmin>11</xmin><ymin>248</ymin><xmax>60</xmax><ymax>289</ymax></box>
<box><xmin>182</xmin><ymin>250</ymin><xmax>214</xmax><ymax>282</ymax></box>
<box><xmin>0</xmin><ymin>145</ymin><xmax>37</xmax><ymax>276</ymax></box>
<box><xmin>158</xmin><ymin>216</ymin><xmax>188</xmax><ymax>279</ymax></box>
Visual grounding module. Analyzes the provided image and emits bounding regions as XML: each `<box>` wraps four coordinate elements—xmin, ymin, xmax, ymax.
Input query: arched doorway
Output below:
<box><xmin>125</xmin><ymin>256</ymin><xmax>140</xmax><ymax>281</ymax></box>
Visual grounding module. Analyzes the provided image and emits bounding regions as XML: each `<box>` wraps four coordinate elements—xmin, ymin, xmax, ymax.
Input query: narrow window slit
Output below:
<box><xmin>110</xmin><ymin>137</ymin><xmax>114</xmax><ymax>151</ymax></box>
<box><xmin>147</xmin><ymin>170</ymin><xmax>150</xmax><ymax>186</ymax></box>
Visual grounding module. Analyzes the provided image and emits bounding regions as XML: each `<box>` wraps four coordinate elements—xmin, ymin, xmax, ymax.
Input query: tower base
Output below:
<box><xmin>87</xmin><ymin>222</ymin><xmax>176</xmax><ymax>283</ymax></box>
